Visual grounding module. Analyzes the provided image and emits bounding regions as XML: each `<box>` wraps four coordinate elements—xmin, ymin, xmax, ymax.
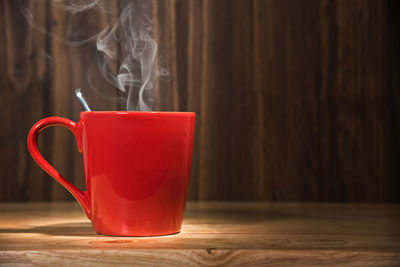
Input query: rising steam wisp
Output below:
<box><xmin>20</xmin><ymin>0</ymin><xmax>168</xmax><ymax>111</ymax></box>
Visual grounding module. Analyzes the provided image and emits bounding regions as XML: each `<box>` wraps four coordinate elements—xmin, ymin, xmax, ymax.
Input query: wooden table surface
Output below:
<box><xmin>0</xmin><ymin>202</ymin><xmax>399</xmax><ymax>266</ymax></box>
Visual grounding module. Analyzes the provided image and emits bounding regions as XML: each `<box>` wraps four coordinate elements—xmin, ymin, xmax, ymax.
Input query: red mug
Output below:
<box><xmin>27</xmin><ymin>111</ymin><xmax>195</xmax><ymax>236</ymax></box>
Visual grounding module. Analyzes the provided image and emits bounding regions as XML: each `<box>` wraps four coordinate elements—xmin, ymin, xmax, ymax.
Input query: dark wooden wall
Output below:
<box><xmin>1</xmin><ymin>0</ymin><xmax>399</xmax><ymax>202</ymax></box>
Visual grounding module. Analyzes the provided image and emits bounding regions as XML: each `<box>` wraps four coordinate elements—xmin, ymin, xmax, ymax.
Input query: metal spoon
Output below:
<box><xmin>75</xmin><ymin>88</ymin><xmax>91</xmax><ymax>111</ymax></box>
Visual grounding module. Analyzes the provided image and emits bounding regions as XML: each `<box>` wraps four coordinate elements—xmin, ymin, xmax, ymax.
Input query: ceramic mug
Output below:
<box><xmin>27</xmin><ymin>111</ymin><xmax>195</xmax><ymax>236</ymax></box>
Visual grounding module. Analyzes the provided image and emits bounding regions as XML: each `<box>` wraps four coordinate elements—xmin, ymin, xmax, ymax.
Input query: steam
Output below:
<box><xmin>21</xmin><ymin>0</ymin><xmax>168</xmax><ymax>111</ymax></box>
<box><xmin>96</xmin><ymin>1</ymin><xmax>159</xmax><ymax>110</ymax></box>
<box><xmin>52</xmin><ymin>0</ymin><xmax>101</xmax><ymax>15</ymax></box>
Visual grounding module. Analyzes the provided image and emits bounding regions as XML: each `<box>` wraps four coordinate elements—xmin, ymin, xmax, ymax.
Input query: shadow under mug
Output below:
<box><xmin>27</xmin><ymin>111</ymin><xmax>196</xmax><ymax>236</ymax></box>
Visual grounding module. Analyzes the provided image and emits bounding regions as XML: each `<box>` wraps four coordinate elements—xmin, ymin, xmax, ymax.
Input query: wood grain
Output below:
<box><xmin>0</xmin><ymin>0</ymin><xmax>399</xmax><ymax>202</ymax></box>
<box><xmin>1</xmin><ymin>250</ymin><xmax>400</xmax><ymax>267</ymax></box>
<box><xmin>0</xmin><ymin>202</ymin><xmax>399</xmax><ymax>266</ymax></box>
<box><xmin>0</xmin><ymin>0</ymin><xmax>50</xmax><ymax>201</ymax></box>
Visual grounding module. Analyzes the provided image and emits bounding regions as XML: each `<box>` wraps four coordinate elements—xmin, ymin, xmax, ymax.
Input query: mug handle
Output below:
<box><xmin>27</xmin><ymin>117</ymin><xmax>91</xmax><ymax>219</ymax></box>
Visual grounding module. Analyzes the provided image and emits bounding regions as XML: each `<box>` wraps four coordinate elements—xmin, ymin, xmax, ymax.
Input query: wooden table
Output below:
<box><xmin>0</xmin><ymin>202</ymin><xmax>399</xmax><ymax>266</ymax></box>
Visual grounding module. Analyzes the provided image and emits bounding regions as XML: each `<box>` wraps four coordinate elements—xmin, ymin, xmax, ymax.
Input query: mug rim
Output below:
<box><xmin>80</xmin><ymin>111</ymin><xmax>195</xmax><ymax>116</ymax></box>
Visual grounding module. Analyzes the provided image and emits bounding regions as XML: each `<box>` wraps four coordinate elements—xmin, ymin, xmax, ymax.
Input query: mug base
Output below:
<box><xmin>95</xmin><ymin>230</ymin><xmax>181</xmax><ymax>237</ymax></box>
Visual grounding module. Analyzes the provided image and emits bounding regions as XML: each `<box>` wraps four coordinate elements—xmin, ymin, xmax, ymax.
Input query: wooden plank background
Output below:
<box><xmin>0</xmin><ymin>0</ymin><xmax>399</xmax><ymax>202</ymax></box>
